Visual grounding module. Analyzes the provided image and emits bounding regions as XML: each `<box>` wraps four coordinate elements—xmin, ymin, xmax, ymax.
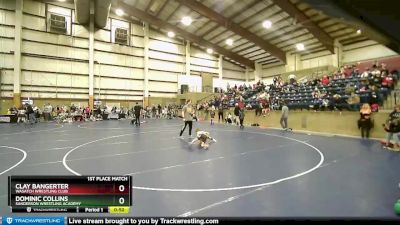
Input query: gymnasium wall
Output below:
<box><xmin>0</xmin><ymin>0</ymin><xmax>247</xmax><ymax>114</ymax></box>
<box><xmin>342</xmin><ymin>41</ymin><xmax>398</xmax><ymax>64</ymax></box>
<box><xmin>0</xmin><ymin>0</ymin><xmax>16</xmax><ymax>102</ymax></box>
<box><xmin>213</xmin><ymin>60</ymin><xmax>247</xmax><ymax>91</ymax></box>
<box><xmin>260</xmin><ymin>65</ymin><xmax>285</xmax><ymax>78</ymax></box>
<box><xmin>147</xmin><ymin>29</ymin><xmax>183</xmax><ymax>97</ymax></box>
<box><xmin>301</xmin><ymin>53</ymin><xmax>337</xmax><ymax>70</ymax></box>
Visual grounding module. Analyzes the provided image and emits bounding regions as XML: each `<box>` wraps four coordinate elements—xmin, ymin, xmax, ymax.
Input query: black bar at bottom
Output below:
<box><xmin>12</xmin><ymin>207</ymin><xmax>78</xmax><ymax>213</ymax></box>
<box><xmin>12</xmin><ymin>207</ymin><xmax>109</xmax><ymax>213</ymax></box>
<box><xmin>66</xmin><ymin>217</ymin><xmax>400</xmax><ymax>225</ymax></box>
<box><xmin>78</xmin><ymin>207</ymin><xmax>109</xmax><ymax>213</ymax></box>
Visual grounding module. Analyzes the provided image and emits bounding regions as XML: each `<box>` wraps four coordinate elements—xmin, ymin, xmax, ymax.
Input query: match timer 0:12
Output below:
<box><xmin>8</xmin><ymin>176</ymin><xmax>132</xmax><ymax>213</ymax></box>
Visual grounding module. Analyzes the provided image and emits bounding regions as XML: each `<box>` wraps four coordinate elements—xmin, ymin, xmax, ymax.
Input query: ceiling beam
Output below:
<box><xmin>281</xmin><ymin>37</ymin><xmax>317</xmax><ymax>50</ymax></box>
<box><xmin>197</xmin><ymin>0</ymin><xmax>261</xmax><ymax>37</ymax></box>
<box><xmin>145</xmin><ymin>0</ymin><xmax>156</xmax><ymax>13</ymax></box>
<box><xmin>333</xmin><ymin>30</ymin><xmax>357</xmax><ymax>39</ymax></box>
<box><xmin>243</xmin><ymin>49</ymin><xmax>266</xmax><ymax>58</ymax></box>
<box><xmin>289</xmin><ymin>43</ymin><xmax>323</xmax><ymax>53</ymax></box>
<box><xmin>117</xmin><ymin>2</ymin><xmax>254</xmax><ymax>69</ymax></box>
<box><xmin>267</xmin><ymin>26</ymin><xmax>305</xmax><ymax>42</ymax></box>
<box><xmin>256</xmin><ymin>56</ymin><xmax>278</xmax><ymax>63</ymax></box>
<box><xmin>273</xmin><ymin>31</ymin><xmax>310</xmax><ymax>47</ymax></box>
<box><xmin>233</xmin><ymin>43</ymin><xmax>255</xmax><ymax>53</ymax></box>
<box><xmin>341</xmin><ymin>37</ymin><xmax>369</xmax><ymax>45</ymax></box>
<box><xmin>323</xmin><ymin>23</ymin><xmax>346</xmax><ymax>33</ymax></box>
<box><xmin>300</xmin><ymin>47</ymin><xmax>328</xmax><ymax>56</ymax></box>
<box><xmin>244</xmin><ymin>13</ymin><xmax>290</xmax><ymax>38</ymax></box>
<box><xmin>171</xmin><ymin>0</ymin><xmax>218</xmax><ymax>27</ymax></box>
<box><xmin>250</xmin><ymin>54</ymin><xmax>271</xmax><ymax>61</ymax></box>
<box><xmin>202</xmin><ymin>1</ymin><xmax>274</xmax><ymax>41</ymax></box>
<box><xmin>155</xmin><ymin>0</ymin><xmax>169</xmax><ymax>17</ymax></box>
<box><xmin>213</xmin><ymin>9</ymin><xmax>284</xmax><ymax>46</ymax></box>
<box><xmin>177</xmin><ymin>0</ymin><xmax>286</xmax><ymax>63</ymax></box>
<box><xmin>261</xmin><ymin>59</ymin><xmax>280</xmax><ymax>65</ymax></box>
<box><xmin>37</xmin><ymin>0</ymin><xmax>73</xmax><ymax>2</ymax></box>
<box><xmin>271</xmin><ymin>0</ymin><xmax>334</xmax><ymax>53</ymax></box>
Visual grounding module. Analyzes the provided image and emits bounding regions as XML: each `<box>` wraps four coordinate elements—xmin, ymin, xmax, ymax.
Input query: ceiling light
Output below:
<box><xmin>167</xmin><ymin>31</ymin><xmax>175</xmax><ymax>38</ymax></box>
<box><xmin>262</xmin><ymin>20</ymin><xmax>272</xmax><ymax>29</ymax></box>
<box><xmin>58</xmin><ymin>0</ymin><xmax>66</xmax><ymax>2</ymax></box>
<box><xmin>226</xmin><ymin>38</ymin><xmax>233</xmax><ymax>46</ymax></box>
<box><xmin>115</xmin><ymin>9</ymin><xmax>124</xmax><ymax>16</ymax></box>
<box><xmin>356</xmin><ymin>29</ymin><xmax>362</xmax><ymax>34</ymax></box>
<box><xmin>296</xmin><ymin>43</ymin><xmax>305</xmax><ymax>51</ymax></box>
<box><xmin>181</xmin><ymin>16</ymin><xmax>192</xmax><ymax>26</ymax></box>
<box><xmin>207</xmin><ymin>48</ymin><xmax>213</xmax><ymax>54</ymax></box>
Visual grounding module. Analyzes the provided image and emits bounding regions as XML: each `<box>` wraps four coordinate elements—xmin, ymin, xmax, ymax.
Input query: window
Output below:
<box><xmin>111</xmin><ymin>18</ymin><xmax>130</xmax><ymax>45</ymax></box>
<box><xmin>49</xmin><ymin>14</ymin><xmax>67</xmax><ymax>34</ymax></box>
<box><xmin>47</xmin><ymin>5</ymin><xmax>72</xmax><ymax>35</ymax></box>
<box><xmin>115</xmin><ymin>27</ymin><xmax>128</xmax><ymax>45</ymax></box>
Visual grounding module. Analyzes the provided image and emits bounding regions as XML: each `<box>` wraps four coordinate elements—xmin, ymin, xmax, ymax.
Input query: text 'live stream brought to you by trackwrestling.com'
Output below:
<box><xmin>1</xmin><ymin>217</ymin><xmax>223</xmax><ymax>225</ymax></box>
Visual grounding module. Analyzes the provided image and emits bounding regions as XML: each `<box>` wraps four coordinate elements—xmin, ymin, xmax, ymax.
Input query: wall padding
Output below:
<box><xmin>22</xmin><ymin>14</ymin><xmax>46</xmax><ymax>31</ymax></box>
<box><xmin>96</xmin><ymin>64</ymin><xmax>144</xmax><ymax>80</ymax></box>
<box><xmin>94</xmin><ymin>41</ymin><xmax>143</xmax><ymax>57</ymax></box>
<box><xmin>148</xmin><ymin>58</ymin><xmax>184</xmax><ymax>72</ymax></box>
<box><xmin>148</xmin><ymin>70</ymin><xmax>178</xmax><ymax>82</ymax></box>
<box><xmin>23</xmin><ymin>29</ymin><xmax>89</xmax><ymax>48</ymax></box>
<box><xmin>22</xmin><ymin>41</ymin><xmax>89</xmax><ymax>60</ymax></box>
<box><xmin>22</xmin><ymin>56</ymin><xmax>89</xmax><ymax>74</ymax></box>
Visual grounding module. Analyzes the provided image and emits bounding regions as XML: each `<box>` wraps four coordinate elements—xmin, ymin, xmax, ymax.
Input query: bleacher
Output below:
<box><xmin>218</xmin><ymin>72</ymin><xmax>396</xmax><ymax>112</ymax></box>
<box><xmin>270</xmin><ymin>76</ymin><xmax>392</xmax><ymax>110</ymax></box>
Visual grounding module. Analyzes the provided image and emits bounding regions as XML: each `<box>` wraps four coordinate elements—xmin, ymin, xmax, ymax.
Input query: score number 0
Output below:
<box><xmin>118</xmin><ymin>185</ymin><xmax>125</xmax><ymax>205</ymax></box>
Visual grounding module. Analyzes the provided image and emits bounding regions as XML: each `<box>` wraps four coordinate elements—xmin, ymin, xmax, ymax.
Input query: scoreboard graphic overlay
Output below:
<box><xmin>8</xmin><ymin>176</ymin><xmax>132</xmax><ymax>213</ymax></box>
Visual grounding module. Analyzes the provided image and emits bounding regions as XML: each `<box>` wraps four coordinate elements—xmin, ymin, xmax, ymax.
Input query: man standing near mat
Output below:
<box><xmin>133</xmin><ymin>102</ymin><xmax>142</xmax><ymax>126</ymax></box>
<box><xmin>280</xmin><ymin>101</ymin><xmax>291</xmax><ymax>131</ymax></box>
<box><xmin>180</xmin><ymin>99</ymin><xmax>194</xmax><ymax>138</ymax></box>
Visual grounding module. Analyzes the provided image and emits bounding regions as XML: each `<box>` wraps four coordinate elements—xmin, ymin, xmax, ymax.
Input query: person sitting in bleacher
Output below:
<box><xmin>347</xmin><ymin>92</ymin><xmax>360</xmax><ymax>111</ymax></box>
<box><xmin>321</xmin><ymin>75</ymin><xmax>330</xmax><ymax>86</ymax></box>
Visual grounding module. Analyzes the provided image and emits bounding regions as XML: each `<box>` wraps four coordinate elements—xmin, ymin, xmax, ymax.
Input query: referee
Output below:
<box><xmin>133</xmin><ymin>102</ymin><xmax>142</xmax><ymax>126</ymax></box>
<box><xmin>180</xmin><ymin>99</ymin><xmax>194</xmax><ymax>138</ymax></box>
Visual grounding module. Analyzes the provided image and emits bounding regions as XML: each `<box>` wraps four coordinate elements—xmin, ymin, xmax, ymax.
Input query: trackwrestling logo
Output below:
<box><xmin>2</xmin><ymin>217</ymin><xmax>64</xmax><ymax>225</ymax></box>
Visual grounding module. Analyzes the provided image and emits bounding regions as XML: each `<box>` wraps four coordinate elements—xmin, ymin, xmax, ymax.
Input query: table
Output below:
<box><xmin>0</xmin><ymin>114</ymin><xmax>18</xmax><ymax>123</ymax></box>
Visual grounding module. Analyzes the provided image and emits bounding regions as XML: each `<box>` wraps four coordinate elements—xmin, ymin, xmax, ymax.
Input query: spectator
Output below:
<box><xmin>280</xmin><ymin>101</ymin><xmax>289</xmax><ymax>130</ymax></box>
<box><xmin>239</xmin><ymin>108</ymin><xmax>245</xmax><ymax>129</ymax></box>
<box><xmin>26</xmin><ymin>104</ymin><xmax>35</xmax><ymax>124</ymax></box>
<box><xmin>210</xmin><ymin>105</ymin><xmax>215</xmax><ymax>125</ymax></box>
<box><xmin>226</xmin><ymin>112</ymin><xmax>233</xmax><ymax>124</ymax></box>
<box><xmin>217</xmin><ymin>104</ymin><xmax>224</xmax><ymax>123</ymax></box>
<box><xmin>262</xmin><ymin>101</ymin><xmax>270</xmax><ymax>116</ymax></box>
<box><xmin>358</xmin><ymin>103</ymin><xmax>373</xmax><ymax>139</ymax></box>
<box><xmin>234</xmin><ymin>103</ymin><xmax>240</xmax><ymax>126</ymax></box>
<box><xmin>321</xmin><ymin>75</ymin><xmax>330</xmax><ymax>85</ymax></box>
<box><xmin>383</xmin><ymin>105</ymin><xmax>400</xmax><ymax>149</ymax></box>
<box><xmin>347</xmin><ymin>92</ymin><xmax>360</xmax><ymax>111</ymax></box>
<box><xmin>382</xmin><ymin>72</ymin><xmax>394</xmax><ymax>89</ymax></box>
<box><xmin>254</xmin><ymin>101</ymin><xmax>262</xmax><ymax>116</ymax></box>
<box><xmin>361</xmin><ymin>68</ymin><xmax>370</xmax><ymax>78</ymax></box>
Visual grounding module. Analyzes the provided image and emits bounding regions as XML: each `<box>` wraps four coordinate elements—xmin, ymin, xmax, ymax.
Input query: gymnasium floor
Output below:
<box><xmin>0</xmin><ymin>119</ymin><xmax>400</xmax><ymax>218</ymax></box>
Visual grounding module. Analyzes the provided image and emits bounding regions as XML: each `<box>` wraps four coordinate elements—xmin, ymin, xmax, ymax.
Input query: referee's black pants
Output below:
<box><xmin>135</xmin><ymin>113</ymin><xmax>140</xmax><ymax>126</ymax></box>
<box><xmin>180</xmin><ymin>121</ymin><xmax>193</xmax><ymax>136</ymax></box>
